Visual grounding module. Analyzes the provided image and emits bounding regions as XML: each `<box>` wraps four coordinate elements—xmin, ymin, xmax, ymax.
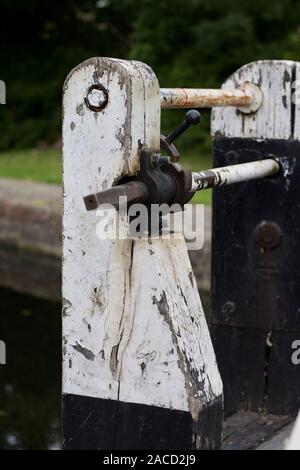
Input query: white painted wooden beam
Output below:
<box><xmin>62</xmin><ymin>57</ymin><xmax>223</xmax><ymax>450</ymax></box>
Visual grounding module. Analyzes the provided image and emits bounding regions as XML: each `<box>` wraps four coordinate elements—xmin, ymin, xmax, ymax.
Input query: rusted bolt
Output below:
<box><xmin>222</xmin><ymin>301</ymin><xmax>236</xmax><ymax>320</ymax></box>
<box><xmin>226</xmin><ymin>150</ymin><xmax>239</xmax><ymax>164</ymax></box>
<box><xmin>85</xmin><ymin>84</ymin><xmax>108</xmax><ymax>112</ymax></box>
<box><xmin>255</xmin><ymin>221</ymin><xmax>282</xmax><ymax>250</ymax></box>
<box><xmin>238</xmin><ymin>83</ymin><xmax>263</xmax><ymax>115</ymax></box>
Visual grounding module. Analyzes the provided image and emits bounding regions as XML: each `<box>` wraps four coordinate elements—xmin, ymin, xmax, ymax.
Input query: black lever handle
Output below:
<box><xmin>165</xmin><ymin>110</ymin><xmax>201</xmax><ymax>144</ymax></box>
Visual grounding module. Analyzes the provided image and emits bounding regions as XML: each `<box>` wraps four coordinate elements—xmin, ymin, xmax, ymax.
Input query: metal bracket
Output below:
<box><xmin>83</xmin><ymin>148</ymin><xmax>194</xmax><ymax>212</ymax></box>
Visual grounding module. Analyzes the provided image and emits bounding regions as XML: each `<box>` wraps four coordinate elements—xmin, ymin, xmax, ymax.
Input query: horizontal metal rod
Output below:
<box><xmin>160</xmin><ymin>87</ymin><xmax>253</xmax><ymax>109</ymax></box>
<box><xmin>191</xmin><ymin>159</ymin><xmax>280</xmax><ymax>192</ymax></box>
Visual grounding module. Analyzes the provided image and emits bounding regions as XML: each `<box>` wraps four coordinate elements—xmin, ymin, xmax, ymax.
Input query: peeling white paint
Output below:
<box><xmin>62</xmin><ymin>58</ymin><xmax>222</xmax><ymax>416</ymax></box>
<box><xmin>211</xmin><ymin>61</ymin><xmax>299</xmax><ymax>140</ymax></box>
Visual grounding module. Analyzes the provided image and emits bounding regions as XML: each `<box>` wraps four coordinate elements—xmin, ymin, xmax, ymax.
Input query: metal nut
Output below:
<box><xmin>85</xmin><ymin>84</ymin><xmax>108</xmax><ymax>112</ymax></box>
<box><xmin>238</xmin><ymin>83</ymin><xmax>263</xmax><ymax>115</ymax></box>
<box><xmin>255</xmin><ymin>221</ymin><xmax>282</xmax><ymax>250</ymax></box>
<box><xmin>222</xmin><ymin>301</ymin><xmax>236</xmax><ymax>320</ymax></box>
<box><xmin>226</xmin><ymin>150</ymin><xmax>239</xmax><ymax>164</ymax></box>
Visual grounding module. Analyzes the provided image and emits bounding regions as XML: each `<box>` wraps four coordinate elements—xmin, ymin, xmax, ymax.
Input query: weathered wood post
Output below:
<box><xmin>211</xmin><ymin>60</ymin><xmax>300</xmax><ymax>417</ymax></box>
<box><xmin>62</xmin><ymin>58</ymin><xmax>223</xmax><ymax>450</ymax></box>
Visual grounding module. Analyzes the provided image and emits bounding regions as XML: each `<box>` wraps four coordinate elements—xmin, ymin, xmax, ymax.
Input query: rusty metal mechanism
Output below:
<box><xmin>84</xmin><ymin>148</ymin><xmax>193</xmax><ymax>211</ymax></box>
<box><xmin>83</xmin><ymin>110</ymin><xmax>280</xmax><ymax>212</ymax></box>
<box><xmin>84</xmin><ymin>110</ymin><xmax>200</xmax><ymax>211</ymax></box>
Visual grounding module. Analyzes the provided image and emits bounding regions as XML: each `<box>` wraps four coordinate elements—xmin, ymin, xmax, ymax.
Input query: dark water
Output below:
<box><xmin>0</xmin><ymin>288</ymin><xmax>61</xmax><ymax>450</ymax></box>
<box><xmin>0</xmin><ymin>287</ymin><xmax>210</xmax><ymax>450</ymax></box>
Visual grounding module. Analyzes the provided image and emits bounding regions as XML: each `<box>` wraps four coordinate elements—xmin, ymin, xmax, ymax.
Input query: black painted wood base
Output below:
<box><xmin>63</xmin><ymin>393</ymin><xmax>223</xmax><ymax>450</ymax></box>
<box><xmin>212</xmin><ymin>137</ymin><xmax>300</xmax><ymax>417</ymax></box>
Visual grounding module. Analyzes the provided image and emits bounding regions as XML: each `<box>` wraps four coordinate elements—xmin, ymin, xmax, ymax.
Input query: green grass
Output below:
<box><xmin>0</xmin><ymin>149</ymin><xmax>61</xmax><ymax>184</ymax></box>
<box><xmin>181</xmin><ymin>150</ymin><xmax>212</xmax><ymax>206</ymax></box>
<box><xmin>0</xmin><ymin>148</ymin><xmax>213</xmax><ymax>205</ymax></box>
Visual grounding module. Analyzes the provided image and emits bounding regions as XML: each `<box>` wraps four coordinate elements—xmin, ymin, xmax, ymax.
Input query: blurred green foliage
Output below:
<box><xmin>1</xmin><ymin>0</ymin><xmax>300</xmax><ymax>150</ymax></box>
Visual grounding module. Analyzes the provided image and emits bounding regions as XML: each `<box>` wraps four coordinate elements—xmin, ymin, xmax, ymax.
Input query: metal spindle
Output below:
<box><xmin>191</xmin><ymin>159</ymin><xmax>280</xmax><ymax>192</ymax></box>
